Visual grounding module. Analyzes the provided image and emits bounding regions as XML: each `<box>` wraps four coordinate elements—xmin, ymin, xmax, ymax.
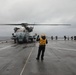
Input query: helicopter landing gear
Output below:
<box><xmin>14</xmin><ymin>39</ymin><xmax>16</xmax><ymax>43</ymax></box>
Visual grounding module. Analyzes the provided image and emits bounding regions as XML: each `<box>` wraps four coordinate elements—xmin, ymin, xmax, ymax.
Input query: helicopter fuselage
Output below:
<box><xmin>12</xmin><ymin>27</ymin><xmax>33</xmax><ymax>43</ymax></box>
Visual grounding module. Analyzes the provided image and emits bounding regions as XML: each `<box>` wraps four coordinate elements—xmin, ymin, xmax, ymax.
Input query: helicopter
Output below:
<box><xmin>0</xmin><ymin>23</ymin><xmax>71</xmax><ymax>43</ymax></box>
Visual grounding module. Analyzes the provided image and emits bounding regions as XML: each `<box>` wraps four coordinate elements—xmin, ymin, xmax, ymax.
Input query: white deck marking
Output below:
<box><xmin>0</xmin><ymin>45</ymin><xmax>13</xmax><ymax>51</ymax></box>
<box><xmin>50</xmin><ymin>47</ymin><xmax>76</xmax><ymax>51</ymax></box>
<box><xmin>20</xmin><ymin>48</ymin><xmax>34</xmax><ymax>75</ymax></box>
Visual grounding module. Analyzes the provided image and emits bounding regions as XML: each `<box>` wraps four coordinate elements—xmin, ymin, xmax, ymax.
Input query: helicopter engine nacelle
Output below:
<box><xmin>14</xmin><ymin>27</ymin><xmax>20</xmax><ymax>32</ymax></box>
<box><xmin>26</xmin><ymin>27</ymin><xmax>33</xmax><ymax>32</ymax></box>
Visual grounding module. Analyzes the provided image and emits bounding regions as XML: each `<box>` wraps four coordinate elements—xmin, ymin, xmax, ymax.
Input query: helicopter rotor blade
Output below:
<box><xmin>0</xmin><ymin>24</ymin><xmax>22</xmax><ymax>25</ymax></box>
<box><xmin>0</xmin><ymin>23</ymin><xmax>71</xmax><ymax>26</ymax></box>
<box><xmin>27</xmin><ymin>24</ymin><xmax>71</xmax><ymax>26</ymax></box>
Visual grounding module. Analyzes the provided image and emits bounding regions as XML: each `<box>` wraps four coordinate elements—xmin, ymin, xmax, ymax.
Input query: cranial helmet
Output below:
<box><xmin>41</xmin><ymin>34</ymin><xmax>46</xmax><ymax>37</ymax></box>
<box><xmin>41</xmin><ymin>34</ymin><xmax>46</xmax><ymax>39</ymax></box>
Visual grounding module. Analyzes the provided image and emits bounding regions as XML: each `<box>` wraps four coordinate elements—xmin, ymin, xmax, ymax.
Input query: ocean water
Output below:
<box><xmin>0</xmin><ymin>36</ymin><xmax>11</xmax><ymax>41</ymax></box>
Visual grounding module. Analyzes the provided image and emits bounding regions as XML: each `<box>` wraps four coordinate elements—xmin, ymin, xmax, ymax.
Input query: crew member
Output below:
<box><xmin>55</xmin><ymin>36</ymin><xmax>58</xmax><ymax>40</ymax></box>
<box><xmin>64</xmin><ymin>36</ymin><xmax>67</xmax><ymax>40</ymax></box>
<box><xmin>71</xmin><ymin>36</ymin><xmax>73</xmax><ymax>40</ymax></box>
<box><xmin>36</xmin><ymin>34</ymin><xmax>48</xmax><ymax>61</ymax></box>
<box><xmin>51</xmin><ymin>36</ymin><xmax>53</xmax><ymax>40</ymax></box>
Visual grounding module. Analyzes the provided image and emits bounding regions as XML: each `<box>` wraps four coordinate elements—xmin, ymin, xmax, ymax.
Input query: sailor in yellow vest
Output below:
<box><xmin>36</xmin><ymin>34</ymin><xmax>48</xmax><ymax>61</ymax></box>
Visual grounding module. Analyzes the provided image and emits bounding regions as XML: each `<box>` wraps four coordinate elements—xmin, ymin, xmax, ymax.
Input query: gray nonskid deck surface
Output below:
<box><xmin>22</xmin><ymin>41</ymin><xmax>76</xmax><ymax>75</ymax></box>
<box><xmin>0</xmin><ymin>40</ymin><xmax>76</xmax><ymax>75</ymax></box>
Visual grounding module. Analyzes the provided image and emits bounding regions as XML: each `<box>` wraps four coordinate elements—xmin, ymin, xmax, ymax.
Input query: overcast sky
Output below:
<box><xmin>0</xmin><ymin>0</ymin><xmax>76</xmax><ymax>37</ymax></box>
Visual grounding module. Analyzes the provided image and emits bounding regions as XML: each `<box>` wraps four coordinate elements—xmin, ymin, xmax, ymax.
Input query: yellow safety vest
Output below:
<box><xmin>39</xmin><ymin>38</ymin><xmax>46</xmax><ymax>45</ymax></box>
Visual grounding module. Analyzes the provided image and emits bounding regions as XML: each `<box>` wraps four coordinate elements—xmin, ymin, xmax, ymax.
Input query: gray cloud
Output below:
<box><xmin>0</xmin><ymin>0</ymin><xmax>76</xmax><ymax>36</ymax></box>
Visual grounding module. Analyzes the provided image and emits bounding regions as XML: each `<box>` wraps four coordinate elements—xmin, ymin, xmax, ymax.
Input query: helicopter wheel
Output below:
<box><xmin>17</xmin><ymin>38</ymin><xmax>20</xmax><ymax>43</ymax></box>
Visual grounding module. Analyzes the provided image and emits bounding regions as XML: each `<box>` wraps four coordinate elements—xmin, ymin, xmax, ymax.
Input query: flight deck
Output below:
<box><xmin>0</xmin><ymin>40</ymin><xmax>76</xmax><ymax>75</ymax></box>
